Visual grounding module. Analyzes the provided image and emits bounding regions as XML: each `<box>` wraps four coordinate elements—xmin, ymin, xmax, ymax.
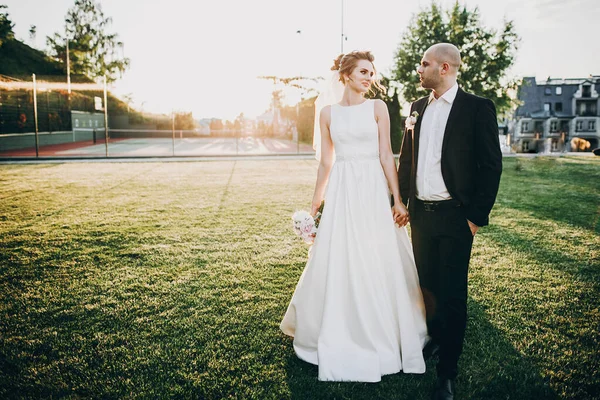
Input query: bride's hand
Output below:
<box><xmin>311</xmin><ymin>197</ymin><xmax>323</xmax><ymax>216</ymax></box>
<box><xmin>392</xmin><ymin>202</ymin><xmax>410</xmax><ymax>227</ymax></box>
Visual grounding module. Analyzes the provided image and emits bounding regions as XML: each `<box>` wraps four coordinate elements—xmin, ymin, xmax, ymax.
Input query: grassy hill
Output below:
<box><xmin>0</xmin><ymin>38</ymin><xmax>65</xmax><ymax>77</ymax></box>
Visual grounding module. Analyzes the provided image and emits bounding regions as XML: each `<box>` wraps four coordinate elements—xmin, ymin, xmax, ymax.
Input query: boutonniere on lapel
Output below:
<box><xmin>405</xmin><ymin>111</ymin><xmax>419</xmax><ymax>131</ymax></box>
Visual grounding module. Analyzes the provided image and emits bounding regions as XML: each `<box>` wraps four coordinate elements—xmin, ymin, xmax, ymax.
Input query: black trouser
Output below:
<box><xmin>410</xmin><ymin>198</ymin><xmax>474</xmax><ymax>379</ymax></box>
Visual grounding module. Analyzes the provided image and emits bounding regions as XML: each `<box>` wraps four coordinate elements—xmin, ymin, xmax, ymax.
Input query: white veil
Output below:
<box><xmin>313</xmin><ymin>70</ymin><xmax>345</xmax><ymax>161</ymax></box>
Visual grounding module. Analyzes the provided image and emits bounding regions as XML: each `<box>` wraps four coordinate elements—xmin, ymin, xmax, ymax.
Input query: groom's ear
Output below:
<box><xmin>440</xmin><ymin>62</ymin><xmax>450</xmax><ymax>75</ymax></box>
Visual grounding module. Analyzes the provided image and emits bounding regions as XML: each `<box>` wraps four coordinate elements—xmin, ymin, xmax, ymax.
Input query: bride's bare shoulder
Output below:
<box><xmin>373</xmin><ymin>98</ymin><xmax>388</xmax><ymax>110</ymax></box>
<box><xmin>320</xmin><ymin>105</ymin><xmax>332</xmax><ymax>122</ymax></box>
<box><xmin>373</xmin><ymin>99</ymin><xmax>389</xmax><ymax>119</ymax></box>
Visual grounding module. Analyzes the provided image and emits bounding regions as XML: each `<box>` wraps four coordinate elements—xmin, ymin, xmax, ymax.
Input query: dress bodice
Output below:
<box><xmin>330</xmin><ymin>99</ymin><xmax>379</xmax><ymax>160</ymax></box>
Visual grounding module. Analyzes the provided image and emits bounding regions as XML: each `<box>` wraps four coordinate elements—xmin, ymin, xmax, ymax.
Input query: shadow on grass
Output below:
<box><xmin>485</xmin><ymin>222</ymin><xmax>598</xmax><ymax>285</ymax></box>
<box><xmin>499</xmin><ymin>158</ymin><xmax>600</xmax><ymax>233</ymax></box>
<box><xmin>282</xmin><ymin>299</ymin><xmax>556</xmax><ymax>400</ymax></box>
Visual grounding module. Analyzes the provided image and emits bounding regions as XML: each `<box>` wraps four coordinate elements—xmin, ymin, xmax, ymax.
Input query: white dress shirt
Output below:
<box><xmin>415</xmin><ymin>83</ymin><xmax>459</xmax><ymax>201</ymax></box>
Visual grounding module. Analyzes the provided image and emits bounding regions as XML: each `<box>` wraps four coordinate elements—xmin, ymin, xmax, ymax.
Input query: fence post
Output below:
<box><xmin>296</xmin><ymin>104</ymin><xmax>300</xmax><ymax>155</ymax></box>
<box><xmin>103</xmin><ymin>76</ymin><xmax>109</xmax><ymax>157</ymax></box>
<box><xmin>172</xmin><ymin>112</ymin><xmax>175</xmax><ymax>156</ymax></box>
<box><xmin>32</xmin><ymin>74</ymin><xmax>39</xmax><ymax>158</ymax></box>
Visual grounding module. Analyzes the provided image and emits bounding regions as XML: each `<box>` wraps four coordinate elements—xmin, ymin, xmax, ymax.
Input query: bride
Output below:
<box><xmin>280</xmin><ymin>51</ymin><xmax>428</xmax><ymax>382</ymax></box>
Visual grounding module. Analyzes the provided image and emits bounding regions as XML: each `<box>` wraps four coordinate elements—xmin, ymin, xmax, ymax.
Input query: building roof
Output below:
<box><xmin>525</xmin><ymin>75</ymin><xmax>600</xmax><ymax>86</ymax></box>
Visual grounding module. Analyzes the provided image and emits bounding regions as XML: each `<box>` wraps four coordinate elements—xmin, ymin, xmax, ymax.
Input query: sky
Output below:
<box><xmin>3</xmin><ymin>0</ymin><xmax>599</xmax><ymax>120</ymax></box>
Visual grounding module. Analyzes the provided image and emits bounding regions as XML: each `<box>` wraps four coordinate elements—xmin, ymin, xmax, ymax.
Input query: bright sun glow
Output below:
<box><xmin>3</xmin><ymin>0</ymin><xmax>599</xmax><ymax>121</ymax></box>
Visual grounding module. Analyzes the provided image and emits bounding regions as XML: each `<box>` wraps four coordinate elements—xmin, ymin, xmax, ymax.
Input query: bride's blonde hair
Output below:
<box><xmin>331</xmin><ymin>50</ymin><xmax>386</xmax><ymax>95</ymax></box>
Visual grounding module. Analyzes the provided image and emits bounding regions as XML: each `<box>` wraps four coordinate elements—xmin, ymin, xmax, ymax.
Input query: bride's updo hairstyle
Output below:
<box><xmin>331</xmin><ymin>50</ymin><xmax>386</xmax><ymax>95</ymax></box>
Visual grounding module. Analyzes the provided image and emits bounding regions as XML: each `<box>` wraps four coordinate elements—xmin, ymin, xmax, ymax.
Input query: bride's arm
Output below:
<box><xmin>375</xmin><ymin>100</ymin><xmax>408</xmax><ymax>225</ymax></box>
<box><xmin>375</xmin><ymin>100</ymin><xmax>401</xmax><ymax>203</ymax></box>
<box><xmin>311</xmin><ymin>106</ymin><xmax>334</xmax><ymax>215</ymax></box>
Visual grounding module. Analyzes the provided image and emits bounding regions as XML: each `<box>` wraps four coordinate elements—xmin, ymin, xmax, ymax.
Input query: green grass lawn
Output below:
<box><xmin>1</xmin><ymin>157</ymin><xmax>598</xmax><ymax>399</ymax></box>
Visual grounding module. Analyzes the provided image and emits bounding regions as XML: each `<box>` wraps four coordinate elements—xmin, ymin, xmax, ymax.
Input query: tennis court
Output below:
<box><xmin>0</xmin><ymin>135</ymin><xmax>315</xmax><ymax>158</ymax></box>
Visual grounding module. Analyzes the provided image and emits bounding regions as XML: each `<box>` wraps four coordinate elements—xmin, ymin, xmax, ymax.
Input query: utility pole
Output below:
<box><xmin>341</xmin><ymin>0</ymin><xmax>344</xmax><ymax>54</ymax></box>
<box><xmin>66</xmin><ymin>37</ymin><xmax>71</xmax><ymax>95</ymax></box>
<box><xmin>33</xmin><ymin>74</ymin><xmax>39</xmax><ymax>157</ymax></box>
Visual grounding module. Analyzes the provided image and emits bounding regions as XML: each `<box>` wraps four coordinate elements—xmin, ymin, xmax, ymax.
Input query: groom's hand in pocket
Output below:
<box><xmin>467</xmin><ymin>219</ymin><xmax>479</xmax><ymax>236</ymax></box>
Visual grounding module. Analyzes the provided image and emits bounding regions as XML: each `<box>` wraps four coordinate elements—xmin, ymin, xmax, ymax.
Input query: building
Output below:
<box><xmin>512</xmin><ymin>75</ymin><xmax>599</xmax><ymax>152</ymax></box>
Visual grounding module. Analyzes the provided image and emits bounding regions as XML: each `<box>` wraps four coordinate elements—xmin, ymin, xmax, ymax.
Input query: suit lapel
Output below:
<box><xmin>441</xmin><ymin>88</ymin><xmax>466</xmax><ymax>155</ymax></box>
<box><xmin>413</xmin><ymin>98</ymin><xmax>429</xmax><ymax>167</ymax></box>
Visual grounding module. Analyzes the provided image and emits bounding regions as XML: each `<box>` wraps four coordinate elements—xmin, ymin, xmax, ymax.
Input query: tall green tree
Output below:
<box><xmin>393</xmin><ymin>1</ymin><xmax>519</xmax><ymax>114</ymax></box>
<box><xmin>366</xmin><ymin>76</ymin><xmax>403</xmax><ymax>153</ymax></box>
<box><xmin>47</xmin><ymin>0</ymin><xmax>130</xmax><ymax>82</ymax></box>
<box><xmin>0</xmin><ymin>5</ymin><xmax>14</xmax><ymax>47</ymax></box>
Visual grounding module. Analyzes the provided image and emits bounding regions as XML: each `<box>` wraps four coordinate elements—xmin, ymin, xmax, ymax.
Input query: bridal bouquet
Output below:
<box><xmin>292</xmin><ymin>201</ymin><xmax>325</xmax><ymax>244</ymax></box>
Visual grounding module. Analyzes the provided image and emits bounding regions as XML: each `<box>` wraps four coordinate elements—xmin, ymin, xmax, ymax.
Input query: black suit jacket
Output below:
<box><xmin>398</xmin><ymin>87</ymin><xmax>503</xmax><ymax>227</ymax></box>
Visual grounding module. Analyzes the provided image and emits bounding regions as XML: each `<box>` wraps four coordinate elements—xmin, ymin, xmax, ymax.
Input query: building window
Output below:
<box><xmin>578</xmin><ymin>101</ymin><xmax>598</xmax><ymax>116</ymax></box>
<box><xmin>544</xmin><ymin>103</ymin><xmax>551</xmax><ymax>112</ymax></box>
<box><xmin>582</xmin><ymin>85</ymin><xmax>591</xmax><ymax>98</ymax></box>
<box><xmin>544</xmin><ymin>87</ymin><xmax>552</xmax><ymax>95</ymax></box>
<box><xmin>555</xmin><ymin>102</ymin><xmax>563</xmax><ymax>112</ymax></box>
<box><xmin>590</xmin><ymin>121</ymin><xmax>596</xmax><ymax>130</ymax></box>
<box><xmin>550</xmin><ymin>121</ymin><xmax>558</xmax><ymax>132</ymax></box>
<box><xmin>576</xmin><ymin>121</ymin><xmax>584</xmax><ymax>131</ymax></box>
<box><xmin>556</xmin><ymin>87</ymin><xmax>562</xmax><ymax>95</ymax></box>
<box><xmin>522</xmin><ymin>121</ymin><xmax>529</xmax><ymax>132</ymax></box>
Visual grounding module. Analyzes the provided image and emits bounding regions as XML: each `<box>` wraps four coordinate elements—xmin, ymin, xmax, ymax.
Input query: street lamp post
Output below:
<box><xmin>341</xmin><ymin>0</ymin><xmax>345</xmax><ymax>54</ymax></box>
<box><xmin>297</xmin><ymin>29</ymin><xmax>302</xmax><ymax>155</ymax></box>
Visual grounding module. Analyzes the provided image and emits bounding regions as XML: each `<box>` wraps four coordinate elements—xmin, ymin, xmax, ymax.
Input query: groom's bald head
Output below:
<box><xmin>425</xmin><ymin>43</ymin><xmax>461</xmax><ymax>74</ymax></box>
<box><xmin>417</xmin><ymin>43</ymin><xmax>461</xmax><ymax>94</ymax></box>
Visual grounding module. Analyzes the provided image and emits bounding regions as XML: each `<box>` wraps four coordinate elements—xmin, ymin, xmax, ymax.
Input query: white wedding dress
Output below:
<box><xmin>280</xmin><ymin>99</ymin><xmax>428</xmax><ymax>382</ymax></box>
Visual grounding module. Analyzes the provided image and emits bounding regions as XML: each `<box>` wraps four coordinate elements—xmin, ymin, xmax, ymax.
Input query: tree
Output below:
<box><xmin>29</xmin><ymin>25</ymin><xmax>36</xmax><ymax>44</ymax></box>
<box><xmin>0</xmin><ymin>5</ymin><xmax>14</xmax><ymax>47</ymax></box>
<box><xmin>258</xmin><ymin>75</ymin><xmax>321</xmax><ymax>100</ymax></box>
<box><xmin>259</xmin><ymin>75</ymin><xmax>323</xmax><ymax>138</ymax></box>
<box><xmin>295</xmin><ymin>96</ymin><xmax>316</xmax><ymax>144</ymax></box>
<box><xmin>366</xmin><ymin>76</ymin><xmax>404</xmax><ymax>154</ymax></box>
<box><xmin>121</xmin><ymin>93</ymin><xmax>133</xmax><ymax>113</ymax></box>
<box><xmin>46</xmin><ymin>0</ymin><xmax>130</xmax><ymax>82</ymax></box>
<box><xmin>209</xmin><ymin>119</ymin><xmax>223</xmax><ymax>132</ymax></box>
<box><xmin>234</xmin><ymin>113</ymin><xmax>245</xmax><ymax>132</ymax></box>
<box><xmin>174</xmin><ymin>112</ymin><xmax>194</xmax><ymax>130</ymax></box>
<box><xmin>392</xmin><ymin>1</ymin><xmax>519</xmax><ymax>114</ymax></box>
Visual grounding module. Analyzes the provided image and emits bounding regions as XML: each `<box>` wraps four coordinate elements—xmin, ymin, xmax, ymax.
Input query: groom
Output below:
<box><xmin>398</xmin><ymin>43</ymin><xmax>502</xmax><ymax>400</ymax></box>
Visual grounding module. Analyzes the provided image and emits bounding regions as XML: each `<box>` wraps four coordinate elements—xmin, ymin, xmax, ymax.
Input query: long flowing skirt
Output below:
<box><xmin>281</xmin><ymin>159</ymin><xmax>428</xmax><ymax>382</ymax></box>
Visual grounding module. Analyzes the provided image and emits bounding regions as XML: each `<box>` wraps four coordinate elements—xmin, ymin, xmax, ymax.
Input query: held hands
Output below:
<box><xmin>392</xmin><ymin>202</ymin><xmax>410</xmax><ymax>227</ymax></box>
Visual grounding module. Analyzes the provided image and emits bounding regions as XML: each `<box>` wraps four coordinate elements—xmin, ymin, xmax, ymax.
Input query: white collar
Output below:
<box><xmin>428</xmin><ymin>83</ymin><xmax>459</xmax><ymax>105</ymax></box>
